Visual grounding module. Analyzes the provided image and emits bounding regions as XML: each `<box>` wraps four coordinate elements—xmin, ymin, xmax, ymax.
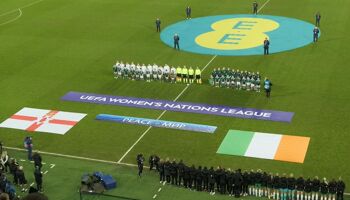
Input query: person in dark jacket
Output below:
<box><xmin>177</xmin><ymin>160</ymin><xmax>185</xmax><ymax>186</ymax></box>
<box><xmin>312</xmin><ymin>176</ymin><xmax>320</xmax><ymax>200</ymax></box>
<box><xmin>164</xmin><ymin>158</ymin><xmax>171</xmax><ymax>183</ymax></box>
<box><xmin>329</xmin><ymin>179</ymin><xmax>337</xmax><ymax>200</ymax></box>
<box><xmin>202</xmin><ymin>166</ymin><xmax>209</xmax><ymax>191</ymax></box>
<box><xmin>158</xmin><ymin>159</ymin><xmax>165</xmax><ymax>183</ymax></box>
<box><xmin>196</xmin><ymin>166</ymin><xmax>203</xmax><ymax>191</ymax></box>
<box><xmin>305</xmin><ymin>178</ymin><xmax>313</xmax><ymax>200</ymax></box>
<box><xmin>170</xmin><ymin>159</ymin><xmax>178</xmax><ymax>185</ymax></box>
<box><xmin>9</xmin><ymin>158</ymin><xmax>19</xmax><ymax>185</ymax></box>
<box><xmin>208</xmin><ymin>167</ymin><xmax>216</xmax><ymax>195</ymax></box>
<box><xmin>16</xmin><ymin>166</ymin><xmax>27</xmax><ymax>192</ymax></box>
<box><xmin>296</xmin><ymin>176</ymin><xmax>305</xmax><ymax>200</ymax></box>
<box><xmin>320</xmin><ymin>178</ymin><xmax>329</xmax><ymax>200</ymax></box>
<box><xmin>34</xmin><ymin>166</ymin><xmax>43</xmax><ymax>192</ymax></box>
<box><xmin>183</xmin><ymin>165</ymin><xmax>190</xmax><ymax>188</ymax></box>
<box><xmin>189</xmin><ymin>165</ymin><xmax>196</xmax><ymax>189</ymax></box>
<box><xmin>32</xmin><ymin>151</ymin><xmax>42</xmax><ymax>171</ymax></box>
<box><xmin>336</xmin><ymin>177</ymin><xmax>345</xmax><ymax>200</ymax></box>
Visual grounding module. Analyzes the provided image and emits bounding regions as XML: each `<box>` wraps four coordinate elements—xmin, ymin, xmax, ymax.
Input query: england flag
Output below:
<box><xmin>0</xmin><ymin>107</ymin><xmax>87</xmax><ymax>135</ymax></box>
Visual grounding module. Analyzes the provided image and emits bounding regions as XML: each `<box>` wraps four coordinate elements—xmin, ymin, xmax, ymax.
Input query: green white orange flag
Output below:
<box><xmin>217</xmin><ymin>130</ymin><xmax>310</xmax><ymax>163</ymax></box>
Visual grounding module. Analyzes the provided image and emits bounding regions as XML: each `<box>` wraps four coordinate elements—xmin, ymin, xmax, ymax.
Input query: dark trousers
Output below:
<box><xmin>171</xmin><ymin>174</ymin><xmax>178</xmax><ymax>185</ymax></box>
<box><xmin>265</xmin><ymin>89</ymin><xmax>271</xmax><ymax>97</ymax></box>
<box><xmin>156</xmin><ymin>25</ymin><xmax>160</xmax><ymax>32</ymax></box>
<box><xmin>174</xmin><ymin>42</ymin><xmax>180</xmax><ymax>50</ymax></box>
<box><xmin>316</xmin><ymin>20</ymin><xmax>320</xmax><ymax>27</ymax></box>
<box><xmin>36</xmin><ymin>180</ymin><xmax>42</xmax><ymax>191</ymax></box>
<box><xmin>186</xmin><ymin>13</ymin><xmax>191</xmax><ymax>18</ymax></box>
<box><xmin>27</xmin><ymin>147</ymin><xmax>32</xmax><ymax>161</ymax></box>
<box><xmin>313</xmin><ymin>35</ymin><xmax>318</xmax><ymax>42</ymax></box>
<box><xmin>159</xmin><ymin>172</ymin><xmax>165</xmax><ymax>182</ymax></box>
<box><xmin>166</xmin><ymin>175</ymin><xmax>171</xmax><ymax>183</ymax></box>
<box><xmin>337</xmin><ymin>192</ymin><xmax>344</xmax><ymax>200</ymax></box>
<box><xmin>264</xmin><ymin>47</ymin><xmax>269</xmax><ymax>55</ymax></box>
<box><xmin>209</xmin><ymin>183</ymin><xmax>215</xmax><ymax>192</ymax></box>
<box><xmin>178</xmin><ymin>176</ymin><xmax>183</xmax><ymax>186</ymax></box>
<box><xmin>254</xmin><ymin>8</ymin><xmax>258</xmax><ymax>14</ymax></box>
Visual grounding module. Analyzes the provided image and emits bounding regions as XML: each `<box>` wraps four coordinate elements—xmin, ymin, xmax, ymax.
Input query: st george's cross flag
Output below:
<box><xmin>0</xmin><ymin>107</ymin><xmax>87</xmax><ymax>135</ymax></box>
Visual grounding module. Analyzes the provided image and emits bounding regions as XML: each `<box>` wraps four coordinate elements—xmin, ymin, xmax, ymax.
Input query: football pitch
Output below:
<box><xmin>1</xmin><ymin>0</ymin><xmax>350</xmax><ymax>199</ymax></box>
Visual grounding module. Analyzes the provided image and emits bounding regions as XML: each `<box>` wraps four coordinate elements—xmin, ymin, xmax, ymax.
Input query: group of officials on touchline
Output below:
<box><xmin>113</xmin><ymin>61</ymin><xmax>202</xmax><ymax>84</ymax></box>
<box><xmin>155</xmin><ymin>3</ymin><xmax>322</xmax><ymax>54</ymax></box>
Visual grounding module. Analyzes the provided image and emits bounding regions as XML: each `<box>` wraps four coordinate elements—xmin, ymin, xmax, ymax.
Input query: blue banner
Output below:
<box><xmin>96</xmin><ymin>114</ymin><xmax>217</xmax><ymax>133</ymax></box>
<box><xmin>62</xmin><ymin>92</ymin><xmax>294</xmax><ymax>122</ymax></box>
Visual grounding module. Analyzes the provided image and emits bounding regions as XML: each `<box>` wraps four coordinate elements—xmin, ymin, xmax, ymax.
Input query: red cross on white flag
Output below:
<box><xmin>0</xmin><ymin>107</ymin><xmax>87</xmax><ymax>135</ymax></box>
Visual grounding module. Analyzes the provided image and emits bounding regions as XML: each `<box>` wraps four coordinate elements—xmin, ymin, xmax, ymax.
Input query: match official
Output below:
<box><xmin>174</xmin><ymin>34</ymin><xmax>180</xmax><ymax>50</ymax></box>
<box><xmin>186</xmin><ymin>6</ymin><xmax>192</xmax><ymax>19</ymax></box>
<box><xmin>195</xmin><ymin>67</ymin><xmax>202</xmax><ymax>84</ymax></box>
<box><xmin>253</xmin><ymin>1</ymin><xmax>258</xmax><ymax>15</ymax></box>
<box><xmin>263</xmin><ymin>38</ymin><xmax>270</xmax><ymax>55</ymax></box>
<box><xmin>156</xmin><ymin>18</ymin><xmax>161</xmax><ymax>32</ymax></box>
<box><xmin>316</xmin><ymin>12</ymin><xmax>321</xmax><ymax>27</ymax></box>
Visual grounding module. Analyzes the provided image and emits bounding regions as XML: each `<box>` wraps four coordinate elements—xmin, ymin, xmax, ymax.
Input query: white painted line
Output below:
<box><xmin>30</xmin><ymin>161</ymin><xmax>34</xmax><ymax>163</ymax></box>
<box><xmin>258</xmin><ymin>0</ymin><xmax>271</xmax><ymax>13</ymax></box>
<box><xmin>0</xmin><ymin>9</ymin><xmax>22</xmax><ymax>27</ymax></box>
<box><xmin>0</xmin><ymin>0</ymin><xmax>44</xmax><ymax>17</ymax></box>
<box><xmin>43</xmin><ymin>170</ymin><xmax>48</xmax><ymax>174</ymax></box>
<box><xmin>153</xmin><ymin>194</ymin><xmax>157</xmax><ymax>199</ymax></box>
<box><xmin>158</xmin><ymin>187</ymin><xmax>162</xmax><ymax>192</ymax></box>
<box><xmin>162</xmin><ymin>181</ymin><xmax>166</xmax><ymax>186</ymax></box>
<box><xmin>42</xmin><ymin>162</ymin><xmax>46</xmax><ymax>165</ymax></box>
<box><xmin>20</xmin><ymin>159</ymin><xmax>26</xmax><ymax>162</ymax></box>
<box><xmin>50</xmin><ymin>164</ymin><xmax>55</xmax><ymax>169</ymax></box>
<box><xmin>30</xmin><ymin>182</ymin><xmax>34</xmax><ymax>187</ymax></box>
<box><xmin>117</xmin><ymin>55</ymin><xmax>217</xmax><ymax>163</ymax></box>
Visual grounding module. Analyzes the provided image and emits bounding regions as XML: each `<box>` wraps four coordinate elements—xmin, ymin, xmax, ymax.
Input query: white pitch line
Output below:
<box><xmin>50</xmin><ymin>164</ymin><xmax>55</xmax><ymax>169</ymax></box>
<box><xmin>30</xmin><ymin>182</ymin><xmax>34</xmax><ymax>187</ymax></box>
<box><xmin>0</xmin><ymin>0</ymin><xmax>44</xmax><ymax>17</ymax></box>
<box><xmin>117</xmin><ymin>55</ymin><xmax>217</xmax><ymax>163</ymax></box>
<box><xmin>153</xmin><ymin>194</ymin><xmax>157</xmax><ymax>199</ymax></box>
<box><xmin>258</xmin><ymin>0</ymin><xmax>271</xmax><ymax>13</ymax></box>
<box><xmin>20</xmin><ymin>159</ymin><xmax>26</xmax><ymax>162</ymax></box>
<box><xmin>0</xmin><ymin>9</ymin><xmax>22</xmax><ymax>27</ymax></box>
<box><xmin>158</xmin><ymin>187</ymin><xmax>162</xmax><ymax>192</ymax></box>
<box><xmin>43</xmin><ymin>170</ymin><xmax>48</xmax><ymax>174</ymax></box>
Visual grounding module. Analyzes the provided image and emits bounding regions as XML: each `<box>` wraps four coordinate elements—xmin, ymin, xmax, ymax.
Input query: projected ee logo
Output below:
<box><xmin>160</xmin><ymin>15</ymin><xmax>317</xmax><ymax>56</ymax></box>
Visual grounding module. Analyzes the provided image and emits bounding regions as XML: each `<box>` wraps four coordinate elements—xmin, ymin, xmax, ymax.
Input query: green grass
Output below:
<box><xmin>1</xmin><ymin>0</ymin><xmax>350</xmax><ymax>199</ymax></box>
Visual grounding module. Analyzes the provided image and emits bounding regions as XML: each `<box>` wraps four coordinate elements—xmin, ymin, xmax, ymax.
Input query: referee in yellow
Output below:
<box><xmin>182</xmin><ymin>66</ymin><xmax>188</xmax><ymax>83</ymax></box>
<box><xmin>195</xmin><ymin>67</ymin><xmax>202</xmax><ymax>84</ymax></box>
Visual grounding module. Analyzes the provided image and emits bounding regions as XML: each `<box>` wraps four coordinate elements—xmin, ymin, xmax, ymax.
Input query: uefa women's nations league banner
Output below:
<box><xmin>96</xmin><ymin>114</ymin><xmax>217</xmax><ymax>133</ymax></box>
<box><xmin>61</xmin><ymin>92</ymin><xmax>294</xmax><ymax>123</ymax></box>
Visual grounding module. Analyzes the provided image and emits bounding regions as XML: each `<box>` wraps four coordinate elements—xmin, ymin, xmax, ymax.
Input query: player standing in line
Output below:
<box><xmin>288</xmin><ymin>174</ymin><xmax>296</xmax><ymax>200</ymax></box>
<box><xmin>253</xmin><ymin>1</ymin><xmax>258</xmax><ymax>15</ymax></box>
<box><xmin>164</xmin><ymin>64</ymin><xmax>170</xmax><ymax>82</ymax></box>
<box><xmin>313</xmin><ymin>27</ymin><xmax>320</xmax><ymax>43</ymax></box>
<box><xmin>156</xmin><ymin>18</ymin><xmax>161</xmax><ymax>32</ymax></box>
<box><xmin>336</xmin><ymin>177</ymin><xmax>345</xmax><ymax>200</ymax></box>
<box><xmin>157</xmin><ymin>65</ymin><xmax>164</xmax><ymax>82</ymax></box>
<box><xmin>195</xmin><ymin>67</ymin><xmax>201</xmax><ymax>84</ymax></box>
<box><xmin>296</xmin><ymin>176</ymin><xmax>305</xmax><ymax>200</ymax></box>
<box><xmin>305</xmin><ymin>178</ymin><xmax>313</xmax><ymax>200</ymax></box>
<box><xmin>328</xmin><ymin>179</ymin><xmax>337</xmax><ymax>200</ymax></box>
<box><xmin>264</xmin><ymin>78</ymin><xmax>272</xmax><ymax>98</ymax></box>
<box><xmin>176</xmin><ymin>66</ymin><xmax>182</xmax><ymax>83</ymax></box>
<box><xmin>170</xmin><ymin>66</ymin><xmax>176</xmax><ymax>83</ymax></box>
<box><xmin>315</xmin><ymin>12</ymin><xmax>321</xmax><ymax>27</ymax></box>
<box><xmin>141</xmin><ymin>63</ymin><xmax>146</xmax><ymax>81</ymax></box>
<box><xmin>186</xmin><ymin>6</ymin><xmax>192</xmax><ymax>19</ymax></box>
<box><xmin>312</xmin><ymin>176</ymin><xmax>320</xmax><ymax>200</ymax></box>
<box><xmin>188</xmin><ymin>67</ymin><xmax>194</xmax><ymax>83</ymax></box>
<box><xmin>152</xmin><ymin>63</ymin><xmax>158</xmax><ymax>80</ymax></box>
<box><xmin>320</xmin><ymin>178</ymin><xmax>329</xmax><ymax>200</ymax></box>
<box><xmin>182</xmin><ymin>66</ymin><xmax>188</xmax><ymax>83</ymax></box>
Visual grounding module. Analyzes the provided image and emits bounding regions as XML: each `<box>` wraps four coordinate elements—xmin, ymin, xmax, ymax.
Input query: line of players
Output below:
<box><xmin>152</xmin><ymin>159</ymin><xmax>345</xmax><ymax>200</ymax></box>
<box><xmin>112</xmin><ymin>61</ymin><xmax>202</xmax><ymax>84</ymax></box>
<box><xmin>210</xmin><ymin>68</ymin><xmax>262</xmax><ymax>92</ymax></box>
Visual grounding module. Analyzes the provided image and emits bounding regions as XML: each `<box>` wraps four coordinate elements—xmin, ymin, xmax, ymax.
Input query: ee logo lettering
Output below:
<box><xmin>195</xmin><ymin>18</ymin><xmax>279</xmax><ymax>50</ymax></box>
<box><xmin>160</xmin><ymin>15</ymin><xmax>317</xmax><ymax>56</ymax></box>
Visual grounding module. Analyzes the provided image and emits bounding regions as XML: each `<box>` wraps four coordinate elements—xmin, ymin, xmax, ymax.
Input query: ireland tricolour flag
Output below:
<box><xmin>217</xmin><ymin>130</ymin><xmax>310</xmax><ymax>163</ymax></box>
<box><xmin>0</xmin><ymin>107</ymin><xmax>87</xmax><ymax>135</ymax></box>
